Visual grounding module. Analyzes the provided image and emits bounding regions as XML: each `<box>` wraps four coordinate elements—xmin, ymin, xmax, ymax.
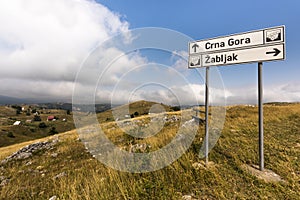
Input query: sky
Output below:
<box><xmin>0</xmin><ymin>0</ymin><xmax>300</xmax><ymax>105</ymax></box>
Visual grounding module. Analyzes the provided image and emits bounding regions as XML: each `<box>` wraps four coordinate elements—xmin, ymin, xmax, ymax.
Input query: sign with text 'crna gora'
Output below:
<box><xmin>188</xmin><ymin>26</ymin><xmax>285</xmax><ymax>68</ymax></box>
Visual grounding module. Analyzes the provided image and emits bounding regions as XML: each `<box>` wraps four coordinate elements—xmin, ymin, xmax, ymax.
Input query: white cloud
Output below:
<box><xmin>97</xmin><ymin>79</ymin><xmax>300</xmax><ymax>106</ymax></box>
<box><xmin>0</xmin><ymin>1</ymin><xmax>298</xmax><ymax>106</ymax></box>
<box><xmin>0</xmin><ymin>78</ymin><xmax>74</xmax><ymax>101</ymax></box>
<box><xmin>225</xmin><ymin>82</ymin><xmax>300</xmax><ymax>105</ymax></box>
<box><xmin>264</xmin><ymin>83</ymin><xmax>300</xmax><ymax>103</ymax></box>
<box><xmin>0</xmin><ymin>0</ymin><xmax>131</xmax><ymax>99</ymax></box>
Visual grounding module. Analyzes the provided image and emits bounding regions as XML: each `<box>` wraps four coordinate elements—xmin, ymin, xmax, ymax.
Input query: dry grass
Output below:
<box><xmin>0</xmin><ymin>103</ymin><xmax>299</xmax><ymax>199</ymax></box>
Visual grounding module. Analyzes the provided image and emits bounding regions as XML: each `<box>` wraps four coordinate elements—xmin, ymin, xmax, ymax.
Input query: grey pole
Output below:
<box><xmin>205</xmin><ymin>67</ymin><xmax>210</xmax><ymax>165</ymax></box>
<box><xmin>258</xmin><ymin>62</ymin><xmax>264</xmax><ymax>171</ymax></box>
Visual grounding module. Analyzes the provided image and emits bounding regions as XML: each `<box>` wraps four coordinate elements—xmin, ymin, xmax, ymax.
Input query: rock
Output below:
<box><xmin>25</xmin><ymin>161</ymin><xmax>32</xmax><ymax>166</ymax></box>
<box><xmin>49</xmin><ymin>195</ymin><xmax>57</xmax><ymax>200</ymax></box>
<box><xmin>1</xmin><ymin>141</ymin><xmax>54</xmax><ymax>164</ymax></box>
<box><xmin>182</xmin><ymin>119</ymin><xmax>196</xmax><ymax>127</ymax></box>
<box><xmin>0</xmin><ymin>177</ymin><xmax>9</xmax><ymax>187</ymax></box>
<box><xmin>192</xmin><ymin>162</ymin><xmax>205</xmax><ymax>170</ymax></box>
<box><xmin>15</xmin><ymin>152</ymin><xmax>32</xmax><ymax>160</ymax></box>
<box><xmin>52</xmin><ymin>136</ymin><xmax>59</xmax><ymax>144</ymax></box>
<box><xmin>53</xmin><ymin>172</ymin><xmax>66</xmax><ymax>179</ymax></box>
<box><xmin>175</xmin><ymin>134</ymin><xmax>185</xmax><ymax>142</ymax></box>
<box><xmin>0</xmin><ymin>176</ymin><xmax>6</xmax><ymax>182</ymax></box>
<box><xmin>182</xmin><ymin>195</ymin><xmax>192</xmax><ymax>200</ymax></box>
<box><xmin>51</xmin><ymin>153</ymin><xmax>58</xmax><ymax>158</ymax></box>
<box><xmin>192</xmin><ymin>161</ymin><xmax>214</xmax><ymax>170</ymax></box>
<box><xmin>242</xmin><ymin>164</ymin><xmax>284</xmax><ymax>183</ymax></box>
<box><xmin>129</xmin><ymin>143</ymin><xmax>150</xmax><ymax>153</ymax></box>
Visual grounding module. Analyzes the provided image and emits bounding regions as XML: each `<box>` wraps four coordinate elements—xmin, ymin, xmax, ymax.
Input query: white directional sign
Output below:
<box><xmin>189</xmin><ymin>26</ymin><xmax>286</xmax><ymax>171</ymax></box>
<box><xmin>188</xmin><ymin>26</ymin><xmax>285</xmax><ymax>68</ymax></box>
<box><xmin>190</xmin><ymin>44</ymin><xmax>284</xmax><ymax>67</ymax></box>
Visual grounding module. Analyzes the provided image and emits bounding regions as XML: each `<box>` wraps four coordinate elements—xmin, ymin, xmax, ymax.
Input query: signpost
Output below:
<box><xmin>190</xmin><ymin>44</ymin><xmax>284</xmax><ymax>67</ymax></box>
<box><xmin>188</xmin><ymin>26</ymin><xmax>285</xmax><ymax>170</ymax></box>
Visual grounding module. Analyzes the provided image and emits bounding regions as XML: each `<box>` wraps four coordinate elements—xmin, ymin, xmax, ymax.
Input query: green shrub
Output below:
<box><xmin>33</xmin><ymin>115</ymin><xmax>41</xmax><ymax>121</ymax></box>
<box><xmin>171</xmin><ymin>106</ymin><xmax>180</xmax><ymax>111</ymax></box>
<box><xmin>7</xmin><ymin>132</ymin><xmax>15</xmax><ymax>138</ymax></box>
<box><xmin>39</xmin><ymin>122</ymin><xmax>47</xmax><ymax>128</ymax></box>
<box><xmin>49</xmin><ymin>127</ymin><xmax>58</xmax><ymax>135</ymax></box>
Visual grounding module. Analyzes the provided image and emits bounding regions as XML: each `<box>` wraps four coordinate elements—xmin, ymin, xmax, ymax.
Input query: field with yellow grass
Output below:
<box><xmin>0</xmin><ymin>103</ymin><xmax>299</xmax><ymax>199</ymax></box>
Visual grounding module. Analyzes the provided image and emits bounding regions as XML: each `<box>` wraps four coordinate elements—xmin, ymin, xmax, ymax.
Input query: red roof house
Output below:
<box><xmin>47</xmin><ymin>116</ymin><xmax>55</xmax><ymax>121</ymax></box>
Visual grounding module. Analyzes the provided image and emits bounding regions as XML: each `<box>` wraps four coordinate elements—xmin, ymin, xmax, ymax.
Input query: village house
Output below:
<box><xmin>47</xmin><ymin>116</ymin><xmax>56</xmax><ymax>121</ymax></box>
<box><xmin>13</xmin><ymin>121</ymin><xmax>21</xmax><ymax>126</ymax></box>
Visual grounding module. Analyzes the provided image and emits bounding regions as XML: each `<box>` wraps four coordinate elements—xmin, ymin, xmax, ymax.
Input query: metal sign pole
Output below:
<box><xmin>258</xmin><ymin>62</ymin><xmax>264</xmax><ymax>171</ymax></box>
<box><xmin>205</xmin><ymin>67</ymin><xmax>210</xmax><ymax>165</ymax></box>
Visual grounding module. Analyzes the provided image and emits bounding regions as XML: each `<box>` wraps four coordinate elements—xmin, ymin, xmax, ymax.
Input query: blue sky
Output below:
<box><xmin>93</xmin><ymin>0</ymin><xmax>300</xmax><ymax>104</ymax></box>
<box><xmin>0</xmin><ymin>0</ymin><xmax>299</xmax><ymax>105</ymax></box>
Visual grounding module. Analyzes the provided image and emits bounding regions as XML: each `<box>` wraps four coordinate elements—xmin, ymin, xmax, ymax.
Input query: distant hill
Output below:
<box><xmin>0</xmin><ymin>95</ymin><xmax>29</xmax><ymax>105</ymax></box>
<box><xmin>0</xmin><ymin>95</ymin><xmax>68</xmax><ymax>105</ymax></box>
<box><xmin>0</xmin><ymin>97</ymin><xmax>113</xmax><ymax>113</ymax></box>
<box><xmin>121</xmin><ymin>100</ymin><xmax>173</xmax><ymax>114</ymax></box>
<box><xmin>96</xmin><ymin>100</ymin><xmax>174</xmax><ymax>122</ymax></box>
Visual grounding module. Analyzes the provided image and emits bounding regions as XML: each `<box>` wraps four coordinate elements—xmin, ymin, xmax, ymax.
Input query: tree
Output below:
<box><xmin>33</xmin><ymin>115</ymin><xmax>42</xmax><ymax>121</ymax></box>
<box><xmin>13</xmin><ymin>105</ymin><xmax>22</xmax><ymax>115</ymax></box>
<box><xmin>39</xmin><ymin>122</ymin><xmax>47</xmax><ymax>128</ymax></box>
<box><xmin>12</xmin><ymin>105</ymin><xmax>22</xmax><ymax>111</ymax></box>
<box><xmin>7</xmin><ymin>132</ymin><xmax>15</xmax><ymax>138</ymax></box>
<box><xmin>171</xmin><ymin>106</ymin><xmax>181</xmax><ymax>111</ymax></box>
<box><xmin>49</xmin><ymin>127</ymin><xmax>58</xmax><ymax>135</ymax></box>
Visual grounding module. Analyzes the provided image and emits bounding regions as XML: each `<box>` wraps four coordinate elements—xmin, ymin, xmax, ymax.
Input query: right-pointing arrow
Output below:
<box><xmin>266</xmin><ymin>48</ymin><xmax>281</xmax><ymax>56</ymax></box>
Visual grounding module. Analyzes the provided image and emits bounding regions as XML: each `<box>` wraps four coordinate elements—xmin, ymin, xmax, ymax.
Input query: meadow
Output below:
<box><xmin>0</xmin><ymin>103</ymin><xmax>299</xmax><ymax>199</ymax></box>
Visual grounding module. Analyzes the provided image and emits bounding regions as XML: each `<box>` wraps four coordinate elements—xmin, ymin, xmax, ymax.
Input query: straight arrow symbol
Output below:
<box><xmin>266</xmin><ymin>48</ymin><xmax>281</xmax><ymax>56</ymax></box>
<box><xmin>192</xmin><ymin>43</ymin><xmax>199</xmax><ymax>53</ymax></box>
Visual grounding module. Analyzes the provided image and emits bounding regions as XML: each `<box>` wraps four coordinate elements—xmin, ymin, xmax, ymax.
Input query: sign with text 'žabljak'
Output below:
<box><xmin>188</xmin><ymin>26</ymin><xmax>285</xmax><ymax>68</ymax></box>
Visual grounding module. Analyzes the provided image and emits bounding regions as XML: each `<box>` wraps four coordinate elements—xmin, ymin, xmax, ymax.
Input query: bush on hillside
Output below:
<box><xmin>49</xmin><ymin>127</ymin><xmax>58</xmax><ymax>135</ymax></box>
<box><xmin>33</xmin><ymin>115</ymin><xmax>41</xmax><ymax>121</ymax></box>
<box><xmin>39</xmin><ymin>122</ymin><xmax>47</xmax><ymax>128</ymax></box>
<box><xmin>7</xmin><ymin>132</ymin><xmax>15</xmax><ymax>138</ymax></box>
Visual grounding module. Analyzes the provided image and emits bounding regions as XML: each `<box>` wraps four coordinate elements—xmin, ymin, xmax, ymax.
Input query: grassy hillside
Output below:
<box><xmin>96</xmin><ymin>100</ymin><xmax>173</xmax><ymax>123</ymax></box>
<box><xmin>0</xmin><ymin>101</ymin><xmax>173</xmax><ymax>148</ymax></box>
<box><xmin>0</xmin><ymin>106</ymin><xmax>75</xmax><ymax>148</ymax></box>
<box><xmin>0</xmin><ymin>103</ymin><xmax>299</xmax><ymax>199</ymax></box>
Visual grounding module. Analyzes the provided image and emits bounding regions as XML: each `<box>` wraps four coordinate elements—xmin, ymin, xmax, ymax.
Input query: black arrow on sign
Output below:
<box><xmin>266</xmin><ymin>48</ymin><xmax>281</xmax><ymax>56</ymax></box>
<box><xmin>192</xmin><ymin>44</ymin><xmax>199</xmax><ymax>53</ymax></box>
